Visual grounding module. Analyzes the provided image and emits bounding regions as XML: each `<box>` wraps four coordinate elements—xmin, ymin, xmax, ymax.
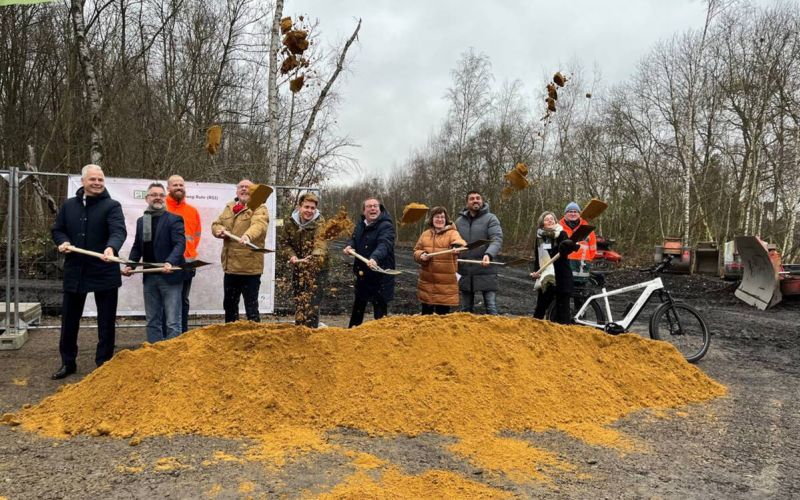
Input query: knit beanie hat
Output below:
<box><xmin>564</xmin><ymin>201</ymin><xmax>581</xmax><ymax>214</ymax></box>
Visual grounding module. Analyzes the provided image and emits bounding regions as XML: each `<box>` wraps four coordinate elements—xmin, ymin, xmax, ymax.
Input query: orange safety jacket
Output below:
<box><xmin>559</xmin><ymin>216</ymin><xmax>597</xmax><ymax>262</ymax></box>
<box><xmin>166</xmin><ymin>195</ymin><xmax>202</xmax><ymax>260</ymax></box>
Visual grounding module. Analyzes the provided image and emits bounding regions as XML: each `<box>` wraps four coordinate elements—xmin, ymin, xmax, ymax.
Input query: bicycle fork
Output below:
<box><xmin>657</xmin><ymin>291</ymin><xmax>684</xmax><ymax>336</ymax></box>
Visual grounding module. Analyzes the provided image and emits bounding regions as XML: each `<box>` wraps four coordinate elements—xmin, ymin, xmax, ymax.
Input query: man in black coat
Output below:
<box><xmin>123</xmin><ymin>182</ymin><xmax>186</xmax><ymax>344</ymax></box>
<box><xmin>51</xmin><ymin>164</ymin><xmax>127</xmax><ymax>379</ymax></box>
<box><xmin>343</xmin><ymin>197</ymin><xmax>395</xmax><ymax>327</ymax></box>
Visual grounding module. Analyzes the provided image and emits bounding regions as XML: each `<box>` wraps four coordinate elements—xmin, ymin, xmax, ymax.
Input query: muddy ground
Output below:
<box><xmin>0</xmin><ymin>243</ymin><xmax>798</xmax><ymax>499</ymax></box>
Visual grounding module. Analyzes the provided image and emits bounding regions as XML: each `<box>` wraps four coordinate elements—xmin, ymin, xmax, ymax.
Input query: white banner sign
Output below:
<box><xmin>68</xmin><ymin>176</ymin><xmax>276</xmax><ymax>316</ymax></box>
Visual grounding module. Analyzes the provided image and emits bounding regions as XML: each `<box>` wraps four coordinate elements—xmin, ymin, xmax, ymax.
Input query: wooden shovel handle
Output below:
<box><xmin>66</xmin><ymin>245</ymin><xmax>126</xmax><ymax>264</ymax></box>
<box><xmin>457</xmin><ymin>259</ymin><xmax>505</xmax><ymax>266</ymax></box>
<box><xmin>534</xmin><ymin>254</ymin><xmax>560</xmax><ymax>274</ymax></box>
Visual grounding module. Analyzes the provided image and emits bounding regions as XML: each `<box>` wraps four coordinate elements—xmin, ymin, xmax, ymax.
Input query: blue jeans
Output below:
<box><xmin>162</xmin><ymin>276</ymin><xmax>193</xmax><ymax>334</ymax></box>
<box><xmin>459</xmin><ymin>290</ymin><xmax>498</xmax><ymax>315</ymax></box>
<box><xmin>143</xmin><ymin>275</ymin><xmax>183</xmax><ymax>343</ymax></box>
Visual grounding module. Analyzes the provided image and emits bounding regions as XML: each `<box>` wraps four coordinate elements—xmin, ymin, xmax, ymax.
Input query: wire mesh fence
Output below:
<box><xmin>1</xmin><ymin>169</ymin><xmax>322</xmax><ymax>319</ymax></box>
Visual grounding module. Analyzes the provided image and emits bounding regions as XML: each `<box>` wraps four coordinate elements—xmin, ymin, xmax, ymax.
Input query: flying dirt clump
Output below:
<box><xmin>315</xmin><ymin>206</ymin><xmax>354</xmax><ymax>243</ymax></box>
<box><xmin>4</xmin><ymin>314</ymin><xmax>726</xmax><ymax>488</ymax></box>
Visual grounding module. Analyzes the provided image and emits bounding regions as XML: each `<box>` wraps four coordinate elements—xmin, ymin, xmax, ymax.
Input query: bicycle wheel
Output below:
<box><xmin>648</xmin><ymin>302</ymin><xmax>710</xmax><ymax>363</ymax></box>
<box><xmin>546</xmin><ymin>297</ymin><xmax>605</xmax><ymax>325</ymax></box>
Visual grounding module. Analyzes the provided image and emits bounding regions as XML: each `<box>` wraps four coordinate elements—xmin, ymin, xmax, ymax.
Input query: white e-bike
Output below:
<box><xmin>569</xmin><ymin>255</ymin><xmax>711</xmax><ymax>363</ymax></box>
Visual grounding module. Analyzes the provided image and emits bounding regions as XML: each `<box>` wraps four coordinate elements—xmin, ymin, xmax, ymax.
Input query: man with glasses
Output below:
<box><xmin>559</xmin><ymin>201</ymin><xmax>597</xmax><ymax>284</ymax></box>
<box><xmin>343</xmin><ymin>197</ymin><xmax>396</xmax><ymax>327</ymax></box>
<box><xmin>122</xmin><ymin>183</ymin><xmax>186</xmax><ymax>343</ymax></box>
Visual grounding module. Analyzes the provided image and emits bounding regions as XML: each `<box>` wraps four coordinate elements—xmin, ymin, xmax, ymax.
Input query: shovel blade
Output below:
<box><xmin>465</xmin><ymin>239</ymin><xmax>491</xmax><ymax>250</ymax></box>
<box><xmin>503</xmin><ymin>257</ymin><xmax>532</xmax><ymax>267</ymax></box>
<box><xmin>182</xmin><ymin>260</ymin><xmax>212</xmax><ymax>270</ymax></box>
<box><xmin>569</xmin><ymin>224</ymin><xmax>595</xmax><ymax>243</ymax></box>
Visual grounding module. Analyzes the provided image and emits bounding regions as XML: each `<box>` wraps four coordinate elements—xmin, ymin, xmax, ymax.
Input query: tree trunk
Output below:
<box><xmin>782</xmin><ymin>128</ymin><xmax>799</xmax><ymax>258</ymax></box>
<box><xmin>266</xmin><ymin>0</ymin><xmax>284</xmax><ymax>185</ymax></box>
<box><xmin>70</xmin><ymin>0</ymin><xmax>103</xmax><ymax>166</ymax></box>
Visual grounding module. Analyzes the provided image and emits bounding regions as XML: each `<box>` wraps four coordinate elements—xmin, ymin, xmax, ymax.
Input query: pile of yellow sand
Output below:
<box><xmin>4</xmin><ymin>314</ymin><xmax>726</xmax><ymax>492</ymax></box>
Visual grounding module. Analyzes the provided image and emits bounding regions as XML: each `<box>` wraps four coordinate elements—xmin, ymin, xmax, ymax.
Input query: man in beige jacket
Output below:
<box><xmin>211</xmin><ymin>179</ymin><xmax>269</xmax><ymax>322</ymax></box>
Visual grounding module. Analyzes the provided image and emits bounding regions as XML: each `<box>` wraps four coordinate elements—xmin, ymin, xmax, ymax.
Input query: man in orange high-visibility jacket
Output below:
<box><xmin>559</xmin><ymin>201</ymin><xmax>597</xmax><ymax>283</ymax></box>
<box><xmin>165</xmin><ymin>175</ymin><xmax>202</xmax><ymax>333</ymax></box>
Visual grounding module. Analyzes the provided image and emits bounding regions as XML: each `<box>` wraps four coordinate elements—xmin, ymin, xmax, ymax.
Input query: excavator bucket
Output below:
<box><xmin>734</xmin><ymin>236</ymin><xmax>782</xmax><ymax>310</ymax></box>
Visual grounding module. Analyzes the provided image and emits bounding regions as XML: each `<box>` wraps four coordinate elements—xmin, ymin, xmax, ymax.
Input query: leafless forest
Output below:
<box><xmin>1</xmin><ymin>1</ymin><xmax>799</xmax><ymax>258</ymax></box>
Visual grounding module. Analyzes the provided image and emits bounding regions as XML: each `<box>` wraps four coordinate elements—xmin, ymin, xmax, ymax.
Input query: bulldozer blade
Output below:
<box><xmin>733</xmin><ymin>236</ymin><xmax>781</xmax><ymax>310</ymax></box>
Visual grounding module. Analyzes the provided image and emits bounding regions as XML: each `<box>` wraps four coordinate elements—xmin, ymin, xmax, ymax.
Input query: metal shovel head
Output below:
<box><xmin>568</xmin><ymin>224</ymin><xmax>595</xmax><ymax>243</ymax></box>
<box><xmin>181</xmin><ymin>260</ymin><xmax>212</xmax><ymax>270</ymax></box>
<box><xmin>375</xmin><ymin>267</ymin><xmax>402</xmax><ymax>276</ymax></box>
<box><xmin>503</xmin><ymin>257</ymin><xmax>532</xmax><ymax>267</ymax></box>
<box><xmin>247</xmin><ymin>246</ymin><xmax>274</xmax><ymax>253</ymax></box>
<box><xmin>734</xmin><ymin>236</ymin><xmax>781</xmax><ymax>310</ymax></box>
<box><xmin>400</xmin><ymin>203</ymin><xmax>429</xmax><ymax>225</ymax></box>
<box><xmin>580</xmin><ymin>199</ymin><xmax>607</xmax><ymax>221</ymax></box>
<box><xmin>247</xmin><ymin>184</ymin><xmax>273</xmax><ymax>211</ymax></box>
<box><xmin>465</xmin><ymin>239</ymin><xmax>491</xmax><ymax>250</ymax></box>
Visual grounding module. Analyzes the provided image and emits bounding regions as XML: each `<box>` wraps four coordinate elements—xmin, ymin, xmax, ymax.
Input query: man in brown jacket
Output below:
<box><xmin>278</xmin><ymin>192</ymin><xmax>328</xmax><ymax>328</ymax></box>
<box><xmin>211</xmin><ymin>179</ymin><xmax>269</xmax><ymax>322</ymax></box>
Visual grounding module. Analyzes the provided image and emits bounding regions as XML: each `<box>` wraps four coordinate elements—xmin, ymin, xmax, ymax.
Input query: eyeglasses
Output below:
<box><xmin>566</xmin><ymin>210</ymin><xmax>580</xmax><ymax>214</ymax></box>
<box><xmin>147</xmin><ymin>193</ymin><xmax>166</xmax><ymax>198</ymax></box>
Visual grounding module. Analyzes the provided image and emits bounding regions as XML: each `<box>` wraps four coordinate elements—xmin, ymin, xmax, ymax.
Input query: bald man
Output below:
<box><xmin>51</xmin><ymin>164</ymin><xmax>127</xmax><ymax>379</ymax></box>
<box><xmin>165</xmin><ymin>175</ymin><xmax>201</xmax><ymax>332</ymax></box>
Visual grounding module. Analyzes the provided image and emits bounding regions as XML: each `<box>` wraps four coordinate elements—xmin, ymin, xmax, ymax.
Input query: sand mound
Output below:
<box><xmin>5</xmin><ymin>314</ymin><xmax>726</xmax><ymax>490</ymax></box>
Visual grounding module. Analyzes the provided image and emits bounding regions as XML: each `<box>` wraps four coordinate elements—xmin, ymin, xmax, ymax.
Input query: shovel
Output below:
<box><xmin>222</xmin><ymin>230</ymin><xmax>274</xmax><ymax>253</ymax></box>
<box><xmin>247</xmin><ymin>184</ymin><xmax>273</xmax><ymax>211</ymax></box>
<box><xmin>346</xmin><ymin>249</ymin><xmax>402</xmax><ymax>276</ymax></box>
<box><xmin>126</xmin><ymin>260</ymin><xmax>211</xmax><ymax>274</ymax></box>
<box><xmin>425</xmin><ymin>239</ymin><xmax>491</xmax><ymax>257</ymax></box>
<box><xmin>458</xmin><ymin>257</ymin><xmax>531</xmax><ymax>267</ymax></box>
<box><xmin>580</xmin><ymin>199</ymin><xmax>607</xmax><ymax>221</ymax></box>
<box><xmin>534</xmin><ymin>225</ymin><xmax>596</xmax><ymax>273</ymax></box>
<box><xmin>67</xmin><ymin>245</ymin><xmax>164</xmax><ymax>266</ymax></box>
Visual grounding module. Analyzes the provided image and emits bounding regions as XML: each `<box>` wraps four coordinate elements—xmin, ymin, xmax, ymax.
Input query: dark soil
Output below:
<box><xmin>1</xmin><ymin>243</ymin><xmax>798</xmax><ymax>498</ymax></box>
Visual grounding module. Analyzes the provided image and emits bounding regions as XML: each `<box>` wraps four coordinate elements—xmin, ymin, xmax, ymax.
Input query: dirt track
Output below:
<box><xmin>1</xmin><ymin>245</ymin><xmax>798</xmax><ymax>498</ymax></box>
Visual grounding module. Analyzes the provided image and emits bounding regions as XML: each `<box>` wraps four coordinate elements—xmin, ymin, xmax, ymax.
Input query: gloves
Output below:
<box><xmin>559</xmin><ymin>239</ymin><xmax>580</xmax><ymax>256</ymax></box>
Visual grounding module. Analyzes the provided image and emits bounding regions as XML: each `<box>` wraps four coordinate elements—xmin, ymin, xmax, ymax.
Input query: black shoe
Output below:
<box><xmin>51</xmin><ymin>364</ymin><xmax>77</xmax><ymax>380</ymax></box>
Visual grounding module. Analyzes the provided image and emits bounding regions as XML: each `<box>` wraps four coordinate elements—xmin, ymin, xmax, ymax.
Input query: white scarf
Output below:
<box><xmin>534</xmin><ymin>224</ymin><xmax>563</xmax><ymax>291</ymax></box>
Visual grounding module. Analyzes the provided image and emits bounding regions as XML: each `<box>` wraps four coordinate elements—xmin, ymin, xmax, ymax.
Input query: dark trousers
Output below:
<box><xmin>294</xmin><ymin>269</ymin><xmax>327</xmax><ymax>328</ymax></box>
<box><xmin>59</xmin><ymin>288</ymin><xmax>118</xmax><ymax>367</ymax></box>
<box><xmin>162</xmin><ymin>276</ymin><xmax>193</xmax><ymax>333</ymax></box>
<box><xmin>348</xmin><ymin>297</ymin><xmax>388</xmax><ymax>328</ymax></box>
<box><xmin>533</xmin><ymin>288</ymin><xmax>572</xmax><ymax>324</ymax></box>
<box><xmin>421</xmin><ymin>303</ymin><xmax>450</xmax><ymax>315</ymax></box>
<box><xmin>223</xmin><ymin>273</ymin><xmax>261</xmax><ymax>322</ymax></box>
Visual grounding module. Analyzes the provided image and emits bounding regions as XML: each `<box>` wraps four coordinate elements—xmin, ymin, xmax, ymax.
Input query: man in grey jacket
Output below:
<box><xmin>455</xmin><ymin>191</ymin><xmax>503</xmax><ymax>314</ymax></box>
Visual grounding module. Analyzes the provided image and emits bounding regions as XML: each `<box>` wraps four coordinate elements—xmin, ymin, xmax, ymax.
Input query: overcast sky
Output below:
<box><xmin>287</xmin><ymin>0</ymin><xmax>767</xmax><ymax>186</ymax></box>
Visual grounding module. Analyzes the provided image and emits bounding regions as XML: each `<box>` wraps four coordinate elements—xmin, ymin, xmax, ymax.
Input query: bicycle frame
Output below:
<box><xmin>574</xmin><ymin>277</ymin><xmax>665</xmax><ymax>330</ymax></box>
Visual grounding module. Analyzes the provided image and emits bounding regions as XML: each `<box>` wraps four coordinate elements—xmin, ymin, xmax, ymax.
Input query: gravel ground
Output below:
<box><xmin>0</xmin><ymin>244</ymin><xmax>798</xmax><ymax>499</ymax></box>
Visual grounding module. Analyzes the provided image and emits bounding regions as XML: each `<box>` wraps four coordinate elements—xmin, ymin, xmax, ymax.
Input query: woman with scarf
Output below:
<box><xmin>413</xmin><ymin>207</ymin><xmax>467</xmax><ymax>315</ymax></box>
<box><xmin>530</xmin><ymin>211</ymin><xmax>579</xmax><ymax>324</ymax></box>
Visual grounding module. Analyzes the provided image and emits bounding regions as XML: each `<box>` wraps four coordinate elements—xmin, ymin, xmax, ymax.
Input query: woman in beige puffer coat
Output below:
<box><xmin>413</xmin><ymin>206</ymin><xmax>467</xmax><ymax>315</ymax></box>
